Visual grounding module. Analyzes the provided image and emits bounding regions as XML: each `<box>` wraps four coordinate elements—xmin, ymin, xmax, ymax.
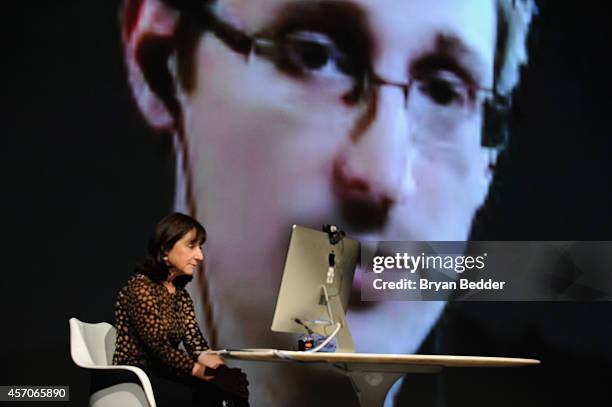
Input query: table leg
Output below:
<box><xmin>347</xmin><ymin>371</ymin><xmax>404</xmax><ymax>407</ymax></box>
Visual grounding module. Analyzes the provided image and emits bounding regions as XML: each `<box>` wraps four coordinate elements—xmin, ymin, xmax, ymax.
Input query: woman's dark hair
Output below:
<box><xmin>136</xmin><ymin>212</ymin><xmax>207</xmax><ymax>287</ymax></box>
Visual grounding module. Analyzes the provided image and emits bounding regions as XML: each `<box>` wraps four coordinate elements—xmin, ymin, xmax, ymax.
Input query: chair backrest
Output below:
<box><xmin>69</xmin><ymin>318</ymin><xmax>117</xmax><ymax>368</ymax></box>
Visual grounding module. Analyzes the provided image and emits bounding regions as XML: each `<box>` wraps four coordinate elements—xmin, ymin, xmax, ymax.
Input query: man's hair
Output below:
<box><xmin>495</xmin><ymin>0</ymin><xmax>537</xmax><ymax>95</ymax></box>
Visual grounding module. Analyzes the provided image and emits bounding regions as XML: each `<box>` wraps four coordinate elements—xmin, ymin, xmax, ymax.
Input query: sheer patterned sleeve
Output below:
<box><xmin>125</xmin><ymin>277</ymin><xmax>195</xmax><ymax>376</ymax></box>
<box><xmin>181</xmin><ymin>290</ymin><xmax>209</xmax><ymax>360</ymax></box>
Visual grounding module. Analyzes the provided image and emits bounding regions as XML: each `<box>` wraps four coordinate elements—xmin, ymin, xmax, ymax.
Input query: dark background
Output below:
<box><xmin>3</xmin><ymin>0</ymin><xmax>611</xmax><ymax>406</ymax></box>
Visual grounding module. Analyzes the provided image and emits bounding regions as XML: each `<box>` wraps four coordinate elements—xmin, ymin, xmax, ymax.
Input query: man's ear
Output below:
<box><xmin>122</xmin><ymin>0</ymin><xmax>182</xmax><ymax>133</ymax></box>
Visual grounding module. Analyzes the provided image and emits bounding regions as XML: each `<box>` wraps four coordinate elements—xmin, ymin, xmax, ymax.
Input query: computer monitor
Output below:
<box><xmin>271</xmin><ymin>224</ymin><xmax>360</xmax><ymax>353</ymax></box>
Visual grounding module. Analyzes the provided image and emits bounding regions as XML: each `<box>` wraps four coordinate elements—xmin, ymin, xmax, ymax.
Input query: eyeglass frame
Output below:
<box><xmin>187</xmin><ymin>4</ymin><xmax>512</xmax><ymax>149</ymax></box>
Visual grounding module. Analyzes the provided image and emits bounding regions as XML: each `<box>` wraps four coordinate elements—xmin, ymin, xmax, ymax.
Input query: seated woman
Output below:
<box><xmin>111</xmin><ymin>212</ymin><xmax>249</xmax><ymax>406</ymax></box>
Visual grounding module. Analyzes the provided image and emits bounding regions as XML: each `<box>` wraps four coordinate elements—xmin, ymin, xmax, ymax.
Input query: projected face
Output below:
<box><xmin>126</xmin><ymin>0</ymin><xmax>504</xmax><ymax>403</ymax></box>
<box><xmin>179</xmin><ymin>0</ymin><xmax>495</xmax><ymax>319</ymax></box>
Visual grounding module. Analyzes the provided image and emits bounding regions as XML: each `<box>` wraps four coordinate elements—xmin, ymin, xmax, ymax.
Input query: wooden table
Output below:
<box><xmin>215</xmin><ymin>350</ymin><xmax>540</xmax><ymax>406</ymax></box>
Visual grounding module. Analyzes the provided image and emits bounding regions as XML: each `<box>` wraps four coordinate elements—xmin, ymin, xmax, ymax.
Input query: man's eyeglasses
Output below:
<box><xmin>191</xmin><ymin>5</ymin><xmax>511</xmax><ymax>149</ymax></box>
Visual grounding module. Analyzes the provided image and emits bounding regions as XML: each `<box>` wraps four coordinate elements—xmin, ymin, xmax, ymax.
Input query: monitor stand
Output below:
<box><xmin>320</xmin><ymin>285</ymin><xmax>355</xmax><ymax>353</ymax></box>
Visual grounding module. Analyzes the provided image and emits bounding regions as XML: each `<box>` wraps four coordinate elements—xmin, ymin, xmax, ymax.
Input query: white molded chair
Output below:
<box><xmin>69</xmin><ymin>317</ymin><xmax>157</xmax><ymax>407</ymax></box>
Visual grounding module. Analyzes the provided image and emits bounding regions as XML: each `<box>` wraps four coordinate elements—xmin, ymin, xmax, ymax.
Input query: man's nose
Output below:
<box><xmin>333</xmin><ymin>84</ymin><xmax>415</xmax><ymax>211</ymax></box>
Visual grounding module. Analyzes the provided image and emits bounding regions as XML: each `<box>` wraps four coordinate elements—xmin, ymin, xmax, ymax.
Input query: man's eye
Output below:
<box><xmin>292</xmin><ymin>39</ymin><xmax>329</xmax><ymax>70</ymax></box>
<box><xmin>417</xmin><ymin>74</ymin><xmax>468</xmax><ymax>106</ymax></box>
<box><xmin>279</xmin><ymin>31</ymin><xmax>349</xmax><ymax>78</ymax></box>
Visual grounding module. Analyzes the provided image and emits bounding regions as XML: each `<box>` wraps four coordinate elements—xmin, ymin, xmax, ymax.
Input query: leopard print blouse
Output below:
<box><xmin>112</xmin><ymin>274</ymin><xmax>209</xmax><ymax>376</ymax></box>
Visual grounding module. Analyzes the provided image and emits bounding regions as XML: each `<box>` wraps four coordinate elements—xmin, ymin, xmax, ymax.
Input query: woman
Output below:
<box><xmin>110</xmin><ymin>213</ymin><xmax>249</xmax><ymax>406</ymax></box>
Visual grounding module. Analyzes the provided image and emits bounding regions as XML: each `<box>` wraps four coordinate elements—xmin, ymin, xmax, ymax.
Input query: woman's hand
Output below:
<box><xmin>197</xmin><ymin>352</ymin><xmax>225</xmax><ymax>370</ymax></box>
<box><xmin>192</xmin><ymin>352</ymin><xmax>249</xmax><ymax>398</ymax></box>
<box><xmin>192</xmin><ymin>352</ymin><xmax>226</xmax><ymax>381</ymax></box>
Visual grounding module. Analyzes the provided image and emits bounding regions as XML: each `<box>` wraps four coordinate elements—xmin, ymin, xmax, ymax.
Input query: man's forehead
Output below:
<box><xmin>216</xmin><ymin>0</ymin><xmax>496</xmax><ymax>79</ymax></box>
<box><xmin>216</xmin><ymin>0</ymin><xmax>281</xmax><ymax>28</ymax></box>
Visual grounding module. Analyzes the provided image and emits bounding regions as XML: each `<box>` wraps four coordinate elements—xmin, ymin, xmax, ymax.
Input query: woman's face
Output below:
<box><xmin>165</xmin><ymin>229</ymin><xmax>204</xmax><ymax>278</ymax></box>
